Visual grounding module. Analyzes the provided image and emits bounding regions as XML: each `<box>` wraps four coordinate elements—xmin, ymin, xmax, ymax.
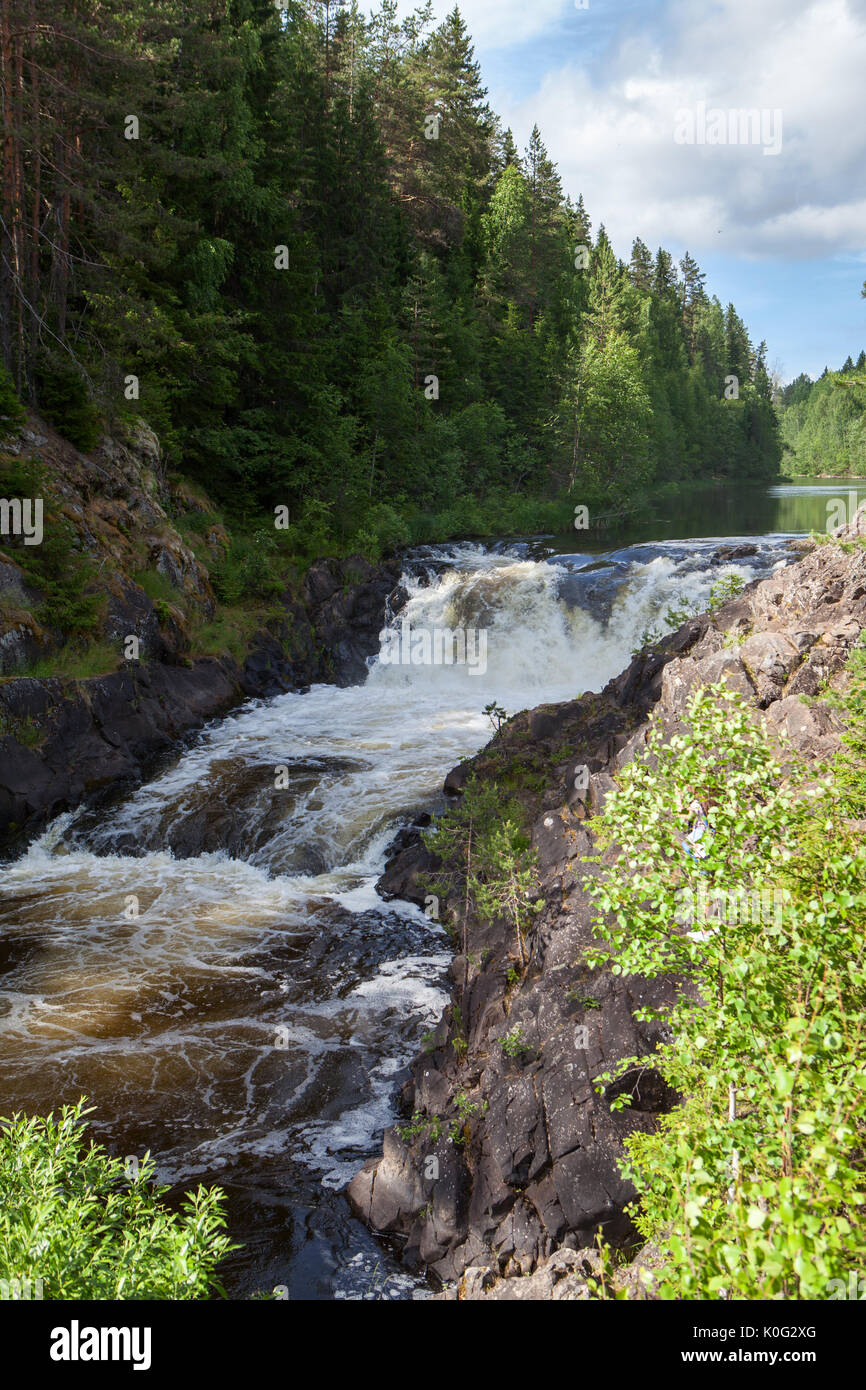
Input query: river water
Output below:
<box><xmin>0</xmin><ymin>477</ymin><xmax>862</xmax><ymax>1299</ymax></box>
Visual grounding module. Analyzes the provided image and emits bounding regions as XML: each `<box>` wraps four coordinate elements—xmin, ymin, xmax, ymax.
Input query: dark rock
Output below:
<box><xmin>0</xmin><ymin>555</ymin><xmax>403</xmax><ymax>851</ymax></box>
<box><xmin>713</xmin><ymin>543</ymin><xmax>758</xmax><ymax>562</ymax></box>
<box><xmin>351</xmin><ymin>534</ymin><xmax>863</xmax><ymax>1290</ymax></box>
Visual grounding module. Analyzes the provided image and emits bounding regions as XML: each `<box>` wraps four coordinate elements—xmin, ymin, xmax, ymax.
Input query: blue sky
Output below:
<box><xmin>420</xmin><ymin>0</ymin><xmax>866</xmax><ymax>382</ymax></box>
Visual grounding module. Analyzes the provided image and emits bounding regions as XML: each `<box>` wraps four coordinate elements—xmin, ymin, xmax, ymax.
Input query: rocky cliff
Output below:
<box><xmin>0</xmin><ymin>416</ymin><xmax>404</xmax><ymax>851</ymax></box>
<box><xmin>347</xmin><ymin>517</ymin><xmax>866</xmax><ymax>1296</ymax></box>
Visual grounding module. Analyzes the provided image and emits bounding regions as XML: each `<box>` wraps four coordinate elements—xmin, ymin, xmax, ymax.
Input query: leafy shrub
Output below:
<box><xmin>582</xmin><ymin>677</ymin><xmax>866</xmax><ymax>1299</ymax></box>
<box><xmin>210</xmin><ymin>528</ymin><xmax>282</xmax><ymax>603</ymax></box>
<box><xmin>0</xmin><ymin>1100</ymin><xmax>237</xmax><ymax>1299</ymax></box>
<box><xmin>423</xmin><ymin>776</ymin><xmax>543</xmax><ymax>967</ymax></box>
<box><xmin>352</xmin><ymin>502</ymin><xmax>410</xmax><ymax>560</ymax></box>
<box><xmin>132</xmin><ymin>568</ymin><xmax>184</xmax><ymax>607</ymax></box>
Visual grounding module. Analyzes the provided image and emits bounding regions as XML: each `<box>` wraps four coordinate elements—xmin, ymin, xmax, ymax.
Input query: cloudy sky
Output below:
<box><xmin>424</xmin><ymin>0</ymin><xmax>866</xmax><ymax>381</ymax></box>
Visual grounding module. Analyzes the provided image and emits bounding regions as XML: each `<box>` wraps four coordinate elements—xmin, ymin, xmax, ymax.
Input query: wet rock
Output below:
<box><xmin>713</xmin><ymin>542</ymin><xmax>758</xmax><ymax>562</ymax></box>
<box><xmin>378</xmin><ymin>836</ymin><xmax>438</xmax><ymax>907</ymax></box>
<box><xmin>104</xmin><ymin>579</ymin><xmax>165</xmax><ymax>661</ymax></box>
<box><xmin>303</xmin><ymin>555</ymin><xmax>404</xmax><ymax>686</ymax></box>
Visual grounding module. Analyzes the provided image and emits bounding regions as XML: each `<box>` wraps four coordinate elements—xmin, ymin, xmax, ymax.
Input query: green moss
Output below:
<box><xmin>132</xmin><ymin>568</ymin><xmax>184</xmax><ymax>606</ymax></box>
<box><xmin>0</xmin><ymin>712</ymin><xmax>44</xmax><ymax>747</ymax></box>
<box><xmin>17</xmin><ymin>640</ymin><xmax>121</xmax><ymax>681</ymax></box>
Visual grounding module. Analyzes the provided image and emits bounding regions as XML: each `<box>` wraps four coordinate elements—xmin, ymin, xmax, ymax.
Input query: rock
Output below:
<box><xmin>0</xmin><ymin>551</ymin><xmax>404</xmax><ymax>849</ymax></box>
<box><xmin>303</xmin><ymin>555</ymin><xmax>404</xmax><ymax>686</ymax></box>
<box><xmin>377</xmin><ymin>835</ymin><xmax>438</xmax><ymax>907</ymax></box>
<box><xmin>713</xmin><ymin>543</ymin><xmax>758</xmax><ymax>562</ymax></box>
<box><xmin>353</xmin><ymin>531</ymin><xmax>866</xmax><ymax>1294</ymax></box>
<box><xmin>765</xmin><ymin>696</ymin><xmax>843</xmax><ymax>759</ymax></box>
<box><xmin>0</xmin><ymin>557</ymin><xmax>42</xmax><ymax>609</ymax></box>
<box><xmin>444</xmin><ymin>760</ymin><xmax>474</xmax><ymax>796</ymax></box>
<box><xmin>103</xmin><ymin>580</ymin><xmax>165</xmax><ymax>661</ymax></box>
<box><xmin>587</xmin><ymin>771</ymin><xmax>618</xmax><ymax>815</ymax></box>
<box><xmin>834</xmin><ymin>501</ymin><xmax>866</xmax><ymax>539</ymax></box>
<box><xmin>440</xmin><ymin>1247</ymin><xmax>603</xmax><ymax>1300</ymax></box>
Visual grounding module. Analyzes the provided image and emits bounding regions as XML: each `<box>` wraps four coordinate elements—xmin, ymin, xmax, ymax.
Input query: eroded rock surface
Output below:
<box><xmin>0</xmin><ymin>416</ymin><xmax>404</xmax><ymax>848</ymax></box>
<box><xmin>352</xmin><ymin>527</ymin><xmax>865</xmax><ymax>1293</ymax></box>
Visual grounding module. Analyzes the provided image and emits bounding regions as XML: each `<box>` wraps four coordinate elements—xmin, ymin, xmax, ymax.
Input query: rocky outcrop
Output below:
<box><xmin>0</xmin><ymin>546</ymin><xmax>403</xmax><ymax>853</ymax></box>
<box><xmin>349</xmin><ymin>528</ymin><xmax>866</xmax><ymax>1291</ymax></box>
<box><xmin>0</xmin><ymin>413</ymin><xmax>406</xmax><ymax>849</ymax></box>
<box><xmin>1</xmin><ymin>415</ymin><xmax>215</xmax><ymax>669</ymax></box>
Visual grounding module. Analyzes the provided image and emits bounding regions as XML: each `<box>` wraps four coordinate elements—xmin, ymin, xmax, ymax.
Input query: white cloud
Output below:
<box><xmin>486</xmin><ymin>0</ymin><xmax>866</xmax><ymax>262</ymax></box>
<box><xmin>422</xmin><ymin>0</ymin><xmax>569</xmax><ymax>49</ymax></box>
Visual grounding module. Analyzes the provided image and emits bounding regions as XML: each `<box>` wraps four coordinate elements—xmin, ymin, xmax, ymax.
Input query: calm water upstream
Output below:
<box><xmin>0</xmin><ymin>476</ymin><xmax>862</xmax><ymax>1299</ymax></box>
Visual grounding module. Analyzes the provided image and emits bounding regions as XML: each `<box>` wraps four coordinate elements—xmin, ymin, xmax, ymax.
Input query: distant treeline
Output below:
<box><xmin>0</xmin><ymin>1</ymin><xmax>781</xmax><ymax>551</ymax></box>
<box><xmin>778</xmin><ymin>352</ymin><xmax>866</xmax><ymax>477</ymax></box>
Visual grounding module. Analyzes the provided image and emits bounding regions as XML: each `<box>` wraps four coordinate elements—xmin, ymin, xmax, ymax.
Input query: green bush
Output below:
<box><xmin>210</xmin><ymin>528</ymin><xmax>282</xmax><ymax>603</ymax></box>
<box><xmin>0</xmin><ymin>363</ymin><xmax>25</xmax><ymax>430</ymax></box>
<box><xmin>132</xmin><ymin>568</ymin><xmax>184</xmax><ymax>607</ymax></box>
<box><xmin>0</xmin><ymin>1100</ymin><xmax>237</xmax><ymax>1299</ymax></box>
<box><xmin>352</xmin><ymin>502</ymin><xmax>410</xmax><ymax>560</ymax></box>
<box><xmin>582</xmin><ymin>675</ymin><xmax>866</xmax><ymax>1299</ymax></box>
<box><xmin>0</xmin><ymin>456</ymin><xmax>100</xmax><ymax>637</ymax></box>
<box><xmin>35</xmin><ymin>355</ymin><xmax>101</xmax><ymax>452</ymax></box>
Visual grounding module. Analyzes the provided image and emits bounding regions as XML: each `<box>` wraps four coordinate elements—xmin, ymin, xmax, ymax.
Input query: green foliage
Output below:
<box><xmin>483</xmin><ymin>701</ymin><xmax>508</xmax><ymax>732</ymax></box>
<box><xmin>0</xmin><ymin>364</ymin><xmax>25</xmax><ymax>430</ymax></box>
<box><xmin>17</xmin><ymin>642</ymin><xmax>122</xmax><ymax>682</ymax></box>
<box><xmin>396</xmin><ymin>1111</ymin><xmax>443</xmax><ymax>1145</ymax></box>
<box><xmin>0</xmin><ymin>712</ymin><xmax>43</xmax><ymax>746</ymax></box>
<box><xmin>423</xmin><ymin>775</ymin><xmax>542</xmax><ymax>966</ymax></box>
<box><xmin>777</xmin><ymin>363</ymin><xmax>866</xmax><ymax>476</ymax></box>
<box><xmin>35</xmin><ymin>355</ymin><xmax>101</xmax><ymax>452</ymax></box>
<box><xmin>471</xmin><ymin>820</ymin><xmax>544</xmax><ymax>969</ymax></box>
<box><xmin>0</xmin><ymin>456</ymin><xmax>101</xmax><ymax>638</ymax></box>
<box><xmin>449</xmin><ymin>1090</ymin><xmax>480</xmax><ymax>1144</ymax></box>
<box><xmin>500</xmin><ymin>1025</ymin><xmax>531</xmax><ymax>1058</ymax></box>
<box><xmin>132</xmin><ymin>569</ymin><xmax>184</xmax><ymax>607</ymax></box>
<box><xmin>209</xmin><ymin>528</ymin><xmax>285</xmax><ymax>604</ymax></box>
<box><xmin>0</xmin><ymin>1099</ymin><xmax>237</xmax><ymax>1299</ymax></box>
<box><xmin>581</xmin><ymin>673</ymin><xmax>866</xmax><ymax>1299</ymax></box>
<box><xmin>352</xmin><ymin>503</ymin><xmax>410</xmax><ymax>560</ymax></box>
<box><xmin>708</xmin><ymin>571</ymin><xmax>746</xmax><ymax>612</ymax></box>
<box><xmin>0</xmin><ymin>2</ymin><xmax>780</xmax><ymax>530</ymax></box>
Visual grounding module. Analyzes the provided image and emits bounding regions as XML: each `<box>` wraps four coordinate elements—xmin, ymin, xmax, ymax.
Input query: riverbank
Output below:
<box><xmin>348</xmin><ymin>509</ymin><xmax>866</xmax><ymax>1296</ymax></box>
<box><xmin>0</xmin><ymin>415</ymin><xmax>411</xmax><ymax>851</ymax></box>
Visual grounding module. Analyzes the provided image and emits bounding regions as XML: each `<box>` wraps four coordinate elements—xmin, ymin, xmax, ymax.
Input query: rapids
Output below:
<box><xmin>0</xmin><ymin>522</ymin><xmax>820</xmax><ymax>1297</ymax></box>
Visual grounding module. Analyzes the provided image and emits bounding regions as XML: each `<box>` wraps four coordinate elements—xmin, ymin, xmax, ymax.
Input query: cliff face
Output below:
<box><xmin>0</xmin><ymin>416</ymin><xmax>404</xmax><ymax>852</ymax></box>
<box><xmin>348</xmin><ymin>519</ymin><xmax>866</xmax><ymax>1294</ymax></box>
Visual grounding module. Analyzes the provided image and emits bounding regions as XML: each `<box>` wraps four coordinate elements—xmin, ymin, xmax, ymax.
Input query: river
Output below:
<box><xmin>0</xmin><ymin>476</ymin><xmax>862</xmax><ymax>1299</ymax></box>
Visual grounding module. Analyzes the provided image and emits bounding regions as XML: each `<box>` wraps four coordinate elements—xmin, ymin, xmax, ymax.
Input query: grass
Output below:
<box><xmin>131</xmin><ymin>568</ymin><xmax>185</xmax><ymax>606</ymax></box>
<box><xmin>13</xmin><ymin>640</ymin><xmax>123</xmax><ymax>682</ymax></box>
<box><xmin>0</xmin><ymin>712</ymin><xmax>44</xmax><ymax>746</ymax></box>
<box><xmin>190</xmin><ymin>605</ymin><xmax>263</xmax><ymax>663</ymax></box>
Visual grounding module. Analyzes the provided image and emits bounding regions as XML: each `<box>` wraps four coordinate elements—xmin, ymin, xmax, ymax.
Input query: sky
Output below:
<box><xmin>419</xmin><ymin>0</ymin><xmax>866</xmax><ymax>383</ymax></box>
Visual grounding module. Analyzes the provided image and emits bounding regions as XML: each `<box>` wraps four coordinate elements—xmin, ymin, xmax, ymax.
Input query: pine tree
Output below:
<box><xmin>628</xmin><ymin>238</ymin><xmax>653</xmax><ymax>293</ymax></box>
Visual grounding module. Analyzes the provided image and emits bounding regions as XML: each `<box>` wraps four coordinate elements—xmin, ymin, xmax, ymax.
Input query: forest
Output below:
<box><xmin>778</xmin><ymin>350</ymin><xmax>866</xmax><ymax>477</ymax></box>
<box><xmin>0</xmin><ymin>0</ymin><xmax>782</xmax><ymax>553</ymax></box>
